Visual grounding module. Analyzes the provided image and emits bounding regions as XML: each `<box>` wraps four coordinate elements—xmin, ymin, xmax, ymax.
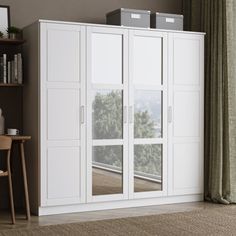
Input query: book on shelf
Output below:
<box><xmin>0</xmin><ymin>53</ymin><xmax>23</xmax><ymax>84</ymax></box>
<box><xmin>11</xmin><ymin>61</ymin><xmax>14</xmax><ymax>84</ymax></box>
<box><xmin>14</xmin><ymin>54</ymin><xmax>18</xmax><ymax>84</ymax></box>
<box><xmin>7</xmin><ymin>61</ymin><xmax>10</xmax><ymax>84</ymax></box>
<box><xmin>0</xmin><ymin>57</ymin><xmax>3</xmax><ymax>83</ymax></box>
<box><xmin>17</xmin><ymin>54</ymin><xmax>22</xmax><ymax>84</ymax></box>
<box><xmin>3</xmin><ymin>54</ymin><xmax>7</xmax><ymax>84</ymax></box>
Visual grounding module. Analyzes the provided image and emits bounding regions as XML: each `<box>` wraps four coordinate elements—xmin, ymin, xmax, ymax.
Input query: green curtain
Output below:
<box><xmin>183</xmin><ymin>0</ymin><xmax>236</xmax><ymax>203</ymax></box>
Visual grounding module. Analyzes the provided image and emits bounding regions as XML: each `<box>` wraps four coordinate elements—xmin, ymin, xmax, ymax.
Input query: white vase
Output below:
<box><xmin>0</xmin><ymin>108</ymin><xmax>5</xmax><ymax>135</ymax></box>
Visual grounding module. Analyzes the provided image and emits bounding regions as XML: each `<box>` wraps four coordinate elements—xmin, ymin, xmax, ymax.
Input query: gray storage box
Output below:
<box><xmin>106</xmin><ymin>8</ymin><xmax>151</xmax><ymax>28</ymax></box>
<box><xmin>151</xmin><ymin>13</ymin><xmax>183</xmax><ymax>31</ymax></box>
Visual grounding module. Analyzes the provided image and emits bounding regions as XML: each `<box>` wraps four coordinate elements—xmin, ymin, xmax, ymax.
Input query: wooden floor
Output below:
<box><xmin>0</xmin><ymin>202</ymin><xmax>222</xmax><ymax>231</ymax></box>
<box><xmin>93</xmin><ymin>168</ymin><xmax>161</xmax><ymax>195</ymax></box>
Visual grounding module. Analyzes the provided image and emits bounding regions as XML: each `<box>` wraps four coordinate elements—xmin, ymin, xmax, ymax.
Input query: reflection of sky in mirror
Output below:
<box><xmin>134</xmin><ymin>90</ymin><xmax>162</xmax><ymax>122</ymax></box>
<box><xmin>134</xmin><ymin>90</ymin><xmax>162</xmax><ymax>138</ymax></box>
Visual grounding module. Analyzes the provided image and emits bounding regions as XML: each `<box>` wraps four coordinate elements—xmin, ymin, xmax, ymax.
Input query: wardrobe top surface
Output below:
<box><xmin>31</xmin><ymin>19</ymin><xmax>206</xmax><ymax>36</ymax></box>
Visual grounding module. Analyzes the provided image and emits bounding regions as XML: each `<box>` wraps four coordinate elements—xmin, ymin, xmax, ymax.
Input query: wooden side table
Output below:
<box><xmin>7</xmin><ymin>135</ymin><xmax>31</xmax><ymax>220</ymax></box>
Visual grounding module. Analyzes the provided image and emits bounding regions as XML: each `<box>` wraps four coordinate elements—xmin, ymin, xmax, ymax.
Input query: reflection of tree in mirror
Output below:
<box><xmin>134</xmin><ymin>144</ymin><xmax>162</xmax><ymax>176</ymax></box>
<box><xmin>92</xmin><ymin>91</ymin><xmax>162</xmax><ymax>177</ymax></box>
<box><xmin>134</xmin><ymin>111</ymin><xmax>155</xmax><ymax>138</ymax></box>
<box><xmin>93</xmin><ymin>90</ymin><xmax>123</xmax><ymax>139</ymax></box>
<box><xmin>134</xmin><ymin>90</ymin><xmax>162</xmax><ymax>138</ymax></box>
<box><xmin>134</xmin><ymin>102</ymin><xmax>162</xmax><ymax>176</ymax></box>
<box><xmin>93</xmin><ymin>146</ymin><xmax>122</xmax><ymax>168</ymax></box>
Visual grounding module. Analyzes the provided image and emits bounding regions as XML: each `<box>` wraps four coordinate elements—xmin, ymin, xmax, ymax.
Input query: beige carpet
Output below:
<box><xmin>1</xmin><ymin>206</ymin><xmax>236</xmax><ymax>236</ymax></box>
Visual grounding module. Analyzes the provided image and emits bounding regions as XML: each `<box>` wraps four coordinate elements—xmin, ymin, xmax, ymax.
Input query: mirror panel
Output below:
<box><xmin>92</xmin><ymin>145</ymin><xmax>123</xmax><ymax>196</ymax></box>
<box><xmin>134</xmin><ymin>90</ymin><xmax>162</xmax><ymax>139</ymax></box>
<box><xmin>134</xmin><ymin>144</ymin><xmax>162</xmax><ymax>192</ymax></box>
<box><xmin>92</xmin><ymin>90</ymin><xmax>123</xmax><ymax>140</ymax></box>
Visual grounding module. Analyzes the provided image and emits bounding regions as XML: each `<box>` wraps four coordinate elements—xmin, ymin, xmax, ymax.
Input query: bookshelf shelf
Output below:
<box><xmin>0</xmin><ymin>83</ymin><xmax>23</xmax><ymax>87</ymax></box>
<box><xmin>0</xmin><ymin>38</ymin><xmax>26</xmax><ymax>46</ymax></box>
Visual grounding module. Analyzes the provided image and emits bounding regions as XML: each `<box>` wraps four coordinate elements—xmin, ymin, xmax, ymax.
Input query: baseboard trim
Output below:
<box><xmin>38</xmin><ymin>194</ymin><xmax>203</xmax><ymax>216</ymax></box>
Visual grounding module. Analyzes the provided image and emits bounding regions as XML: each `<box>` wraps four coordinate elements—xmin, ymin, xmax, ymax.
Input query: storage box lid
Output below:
<box><xmin>154</xmin><ymin>12</ymin><xmax>184</xmax><ymax>18</ymax></box>
<box><xmin>107</xmin><ymin>8</ymin><xmax>151</xmax><ymax>17</ymax></box>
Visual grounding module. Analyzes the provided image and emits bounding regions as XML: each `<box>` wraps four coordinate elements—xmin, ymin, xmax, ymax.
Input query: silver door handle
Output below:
<box><xmin>123</xmin><ymin>106</ymin><xmax>128</xmax><ymax>124</ymax></box>
<box><xmin>129</xmin><ymin>106</ymin><xmax>133</xmax><ymax>124</ymax></box>
<box><xmin>168</xmin><ymin>106</ymin><xmax>172</xmax><ymax>123</ymax></box>
<box><xmin>80</xmin><ymin>106</ymin><xmax>85</xmax><ymax>124</ymax></box>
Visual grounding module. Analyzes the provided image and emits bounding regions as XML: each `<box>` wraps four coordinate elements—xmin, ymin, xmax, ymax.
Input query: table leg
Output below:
<box><xmin>7</xmin><ymin>150</ymin><xmax>15</xmax><ymax>224</ymax></box>
<box><xmin>20</xmin><ymin>142</ymin><xmax>31</xmax><ymax>220</ymax></box>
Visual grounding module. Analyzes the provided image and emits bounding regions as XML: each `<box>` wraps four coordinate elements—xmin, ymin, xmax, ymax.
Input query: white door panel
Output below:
<box><xmin>41</xmin><ymin>23</ymin><xmax>86</xmax><ymax>206</ymax></box>
<box><xmin>172</xmin><ymin>143</ymin><xmax>202</xmax><ymax>194</ymax></box>
<box><xmin>47</xmin><ymin>88</ymin><xmax>80</xmax><ymax>140</ymax></box>
<box><xmin>92</xmin><ymin>33</ymin><xmax>123</xmax><ymax>85</ymax></box>
<box><xmin>168</xmin><ymin>33</ymin><xmax>204</xmax><ymax>196</ymax></box>
<box><xmin>174</xmin><ymin>38</ymin><xmax>200</xmax><ymax>86</ymax></box>
<box><xmin>47</xmin><ymin>27</ymin><xmax>80</xmax><ymax>82</ymax></box>
<box><xmin>133</xmin><ymin>35</ymin><xmax>163</xmax><ymax>86</ymax></box>
<box><xmin>47</xmin><ymin>148</ymin><xmax>80</xmax><ymax>202</ymax></box>
<box><xmin>173</xmin><ymin>91</ymin><xmax>200</xmax><ymax>137</ymax></box>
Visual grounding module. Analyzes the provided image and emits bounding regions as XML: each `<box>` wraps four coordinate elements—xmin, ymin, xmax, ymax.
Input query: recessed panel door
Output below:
<box><xmin>168</xmin><ymin>33</ymin><xmax>204</xmax><ymax>196</ymax></box>
<box><xmin>40</xmin><ymin>23</ymin><xmax>86</xmax><ymax>206</ymax></box>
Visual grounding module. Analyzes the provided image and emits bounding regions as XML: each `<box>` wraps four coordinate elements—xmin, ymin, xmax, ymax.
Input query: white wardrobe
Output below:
<box><xmin>23</xmin><ymin>20</ymin><xmax>204</xmax><ymax>216</ymax></box>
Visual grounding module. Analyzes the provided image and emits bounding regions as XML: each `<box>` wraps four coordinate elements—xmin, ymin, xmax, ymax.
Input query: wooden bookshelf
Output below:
<box><xmin>0</xmin><ymin>83</ymin><xmax>23</xmax><ymax>87</ymax></box>
<box><xmin>0</xmin><ymin>38</ymin><xmax>25</xmax><ymax>46</ymax></box>
<box><xmin>0</xmin><ymin>37</ymin><xmax>24</xmax><ymax>140</ymax></box>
